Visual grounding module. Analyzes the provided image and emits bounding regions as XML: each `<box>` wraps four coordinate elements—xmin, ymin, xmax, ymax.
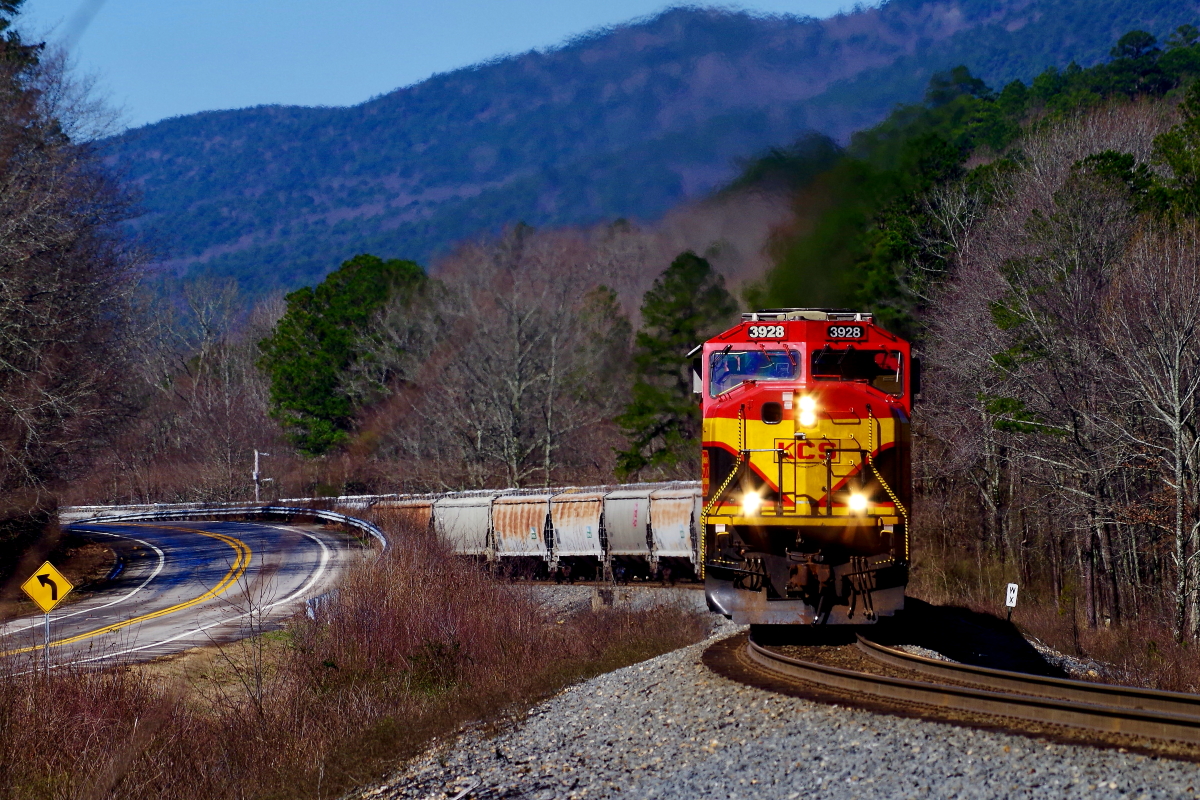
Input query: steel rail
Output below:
<box><xmin>745</xmin><ymin>636</ymin><xmax>1200</xmax><ymax>744</ymax></box>
<box><xmin>855</xmin><ymin>636</ymin><xmax>1200</xmax><ymax>717</ymax></box>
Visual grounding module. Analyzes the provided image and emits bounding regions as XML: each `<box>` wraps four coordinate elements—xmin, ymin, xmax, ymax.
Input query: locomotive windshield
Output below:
<box><xmin>812</xmin><ymin>347</ymin><xmax>903</xmax><ymax>395</ymax></box>
<box><xmin>710</xmin><ymin>349</ymin><xmax>800</xmax><ymax>396</ymax></box>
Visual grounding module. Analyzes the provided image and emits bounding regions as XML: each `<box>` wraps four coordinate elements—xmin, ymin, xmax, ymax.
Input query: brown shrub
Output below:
<box><xmin>0</xmin><ymin>518</ymin><xmax>708</xmax><ymax>799</ymax></box>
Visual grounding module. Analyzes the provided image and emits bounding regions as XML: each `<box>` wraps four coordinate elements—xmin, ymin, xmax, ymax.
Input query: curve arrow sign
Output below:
<box><xmin>37</xmin><ymin>574</ymin><xmax>58</xmax><ymax>601</ymax></box>
<box><xmin>20</xmin><ymin>561</ymin><xmax>74</xmax><ymax>613</ymax></box>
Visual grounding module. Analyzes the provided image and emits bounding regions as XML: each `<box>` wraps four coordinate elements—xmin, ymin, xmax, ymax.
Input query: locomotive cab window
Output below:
<box><xmin>710</xmin><ymin>349</ymin><xmax>800</xmax><ymax>396</ymax></box>
<box><xmin>811</xmin><ymin>347</ymin><xmax>904</xmax><ymax>396</ymax></box>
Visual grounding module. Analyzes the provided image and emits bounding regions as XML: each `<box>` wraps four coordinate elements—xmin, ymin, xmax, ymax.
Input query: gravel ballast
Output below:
<box><xmin>359</xmin><ymin>624</ymin><xmax>1200</xmax><ymax>799</ymax></box>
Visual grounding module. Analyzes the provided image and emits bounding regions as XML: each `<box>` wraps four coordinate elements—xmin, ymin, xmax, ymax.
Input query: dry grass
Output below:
<box><xmin>0</xmin><ymin>521</ymin><xmax>709</xmax><ymax>799</ymax></box>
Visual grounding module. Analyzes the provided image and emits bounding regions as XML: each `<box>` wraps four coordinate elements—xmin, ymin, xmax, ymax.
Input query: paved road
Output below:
<box><xmin>0</xmin><ymin>520</ymin><xmax>360</xmax><ymax>668</ymax></box>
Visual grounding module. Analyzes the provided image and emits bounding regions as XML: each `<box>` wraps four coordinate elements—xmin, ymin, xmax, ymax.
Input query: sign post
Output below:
<box><xmin>1005</xmin><ymin>582</ymin><xmax>1019</xmax><ymax>622</ymax></box>
<box><xmin>20</xmin><ymin>561</ymin><xmax>74</xmax><ymax>674</ymax></box>
<box><xmin>253</xmin><ymin>450</ymin><xmax>272</xmax><ymax>502</ymax></box>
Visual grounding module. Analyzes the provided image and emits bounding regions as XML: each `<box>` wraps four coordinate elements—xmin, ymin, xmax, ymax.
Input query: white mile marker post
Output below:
<box><xmin>1005</xmin><ymin>582</ymin><xmax>1019</xmax><ymax>622</ymax></box>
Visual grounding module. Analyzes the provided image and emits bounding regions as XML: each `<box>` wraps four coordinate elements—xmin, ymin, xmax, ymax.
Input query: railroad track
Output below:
<box><xmin>705</xmin><ymin>631</ymin><xmax>1200</xmax><ymax>755</ymax></box>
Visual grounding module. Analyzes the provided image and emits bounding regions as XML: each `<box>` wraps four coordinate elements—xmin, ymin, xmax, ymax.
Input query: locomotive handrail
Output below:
<box><xmin>866</xmin><ymin>406</ymin><xmax>908</xmax><ymax>561</ymax></box>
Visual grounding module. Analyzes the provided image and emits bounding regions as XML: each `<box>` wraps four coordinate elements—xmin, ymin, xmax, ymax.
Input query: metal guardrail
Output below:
<box><xmin>61</xmin><ymin>482</ymin><xmax>701</xmax><ymax>519</ymax></box>
<box><xmin>66</xmin><ymin>505</ymin><xmax>388</xmax><ymax>550</ymax></box>
<box><xmin>61</xmin><ymin>482</ymin><xmax>704</xmax><ymax>552</ymax></box>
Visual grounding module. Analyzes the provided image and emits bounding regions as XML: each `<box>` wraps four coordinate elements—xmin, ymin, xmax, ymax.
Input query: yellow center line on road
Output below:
<box><xmin>3</xmin><ymin>523</ymin><xmax>252</xmax><ymax>656</ymax></box>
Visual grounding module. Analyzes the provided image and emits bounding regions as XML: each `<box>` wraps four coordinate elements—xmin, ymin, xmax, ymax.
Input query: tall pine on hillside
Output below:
<box><xmin>616</xmin><ymin>251</ymin><xmax>737</xmax><ymax>479</ymax></box>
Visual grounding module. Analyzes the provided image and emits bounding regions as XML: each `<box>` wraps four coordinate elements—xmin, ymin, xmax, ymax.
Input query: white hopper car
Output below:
<box><xmin>348</xmin><ymin>482</ymin><xmax>702</xmax><ymax>581</ymax></box>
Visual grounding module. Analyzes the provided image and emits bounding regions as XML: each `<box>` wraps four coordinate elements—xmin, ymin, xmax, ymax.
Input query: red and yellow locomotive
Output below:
<box><xmin>698</xmin><ymin>309</ymin><xmax>916</xmax><ymax>625</ymax></box>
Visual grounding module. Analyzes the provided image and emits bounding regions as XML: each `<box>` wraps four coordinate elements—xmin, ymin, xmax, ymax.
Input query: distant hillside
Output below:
<box><xmin>104</xmin><ymin>0</ymin><xmax>1200</xmax><ymax>295</ymax></box>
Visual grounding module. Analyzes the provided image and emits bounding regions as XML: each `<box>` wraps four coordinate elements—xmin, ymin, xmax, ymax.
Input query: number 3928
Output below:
<box><xmin>826</xmin><ymin>325</ymin><xmax>865</xmax><ymax>339</ymax></box>
<box><xmin>747</xmin><ymin>324</ymin><xmax>785</xmax><ymax>338</ymax></box>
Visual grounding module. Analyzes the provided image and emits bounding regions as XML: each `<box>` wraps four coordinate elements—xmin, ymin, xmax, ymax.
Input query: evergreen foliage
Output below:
<box><xmin>745</xmin><ymin>25</ymin><xmax>1200</xmax><ymax>337</ymax></box>
<box><xmin>615</xmin><ymin>252</ymin><xmax>737</xmax><ymax>479</ymax></box>
<box><xmin>0</xmin><ymin>1</ymin><xmax>40</xmax><ymax>68</ymax></box>
<box><xmin>1150</xmin><ymin>82</ymin><xmax>1200</xmax><ymax>215</ymax></box>
<box><xmin>258</xmin><ymin>254</ymin><xmax>425</xmax><ymax>455</ymax></box>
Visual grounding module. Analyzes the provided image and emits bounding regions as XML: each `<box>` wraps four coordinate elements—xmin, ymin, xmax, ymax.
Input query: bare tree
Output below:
<box><xmin>1100</xmin><ymin>222</ymin><xmax>1200</xmax><ymax>639</ymax></box>
<box><xmin>0</xmin><ymin>44</ymin><xmax>144</xmax><ymax>492</ymax></box>
<box><xmin>74</xmin><ymin>284</ymin><xmax>286</xmax><ymax>504</ymax></box>
<box><xmin>369</xmin><ymin>227</ymin><xmax>631</xmax><ymax>490</ymax></box>
<box><xmin>925</xmin><ymin>104</ymin><xmax>1173</xmax><ymax>627</ymax></box>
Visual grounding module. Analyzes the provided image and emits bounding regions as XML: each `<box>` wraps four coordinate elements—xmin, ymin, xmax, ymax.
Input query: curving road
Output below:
<box><xmin>0</xmin><ymin>520</ymin><xmax>363</xmax><ymax>668</ymax></box>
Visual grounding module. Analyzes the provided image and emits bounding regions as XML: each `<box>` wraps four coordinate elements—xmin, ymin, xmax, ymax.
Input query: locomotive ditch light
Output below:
<box><xmin>848</xmin><ymin>493</ymin><xmax>868</xmax><ymax>513</ymax></box>
<box><xmin>742</xmin><ymin>491</ymin><xmax>762</xmax><ymax>516</ymax></box>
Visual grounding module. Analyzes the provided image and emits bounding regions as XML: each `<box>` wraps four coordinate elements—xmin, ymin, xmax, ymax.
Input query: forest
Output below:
<box><xmin>7</xmin><ymin>0</ymin><xmax>1200</xmax><ymax>688</ymax></box>
<box><xmin>744</xmin><ymin>25</ymin><xmax>1200</xmax><ymax>668</ymax></box>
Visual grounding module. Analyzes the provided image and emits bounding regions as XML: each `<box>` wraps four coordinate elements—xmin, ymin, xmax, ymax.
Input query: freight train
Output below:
<box><xmin>697</xmin><ymin>309</ymin><xmax>916</xmax><ymax>625</ymax></box>
<box><xmin>69</xmin><ymin>308</ymin><xmax>914</xmax><ymax>623</ymax></box>
<box><xmin>344</xmin><ymin>483</ymin><xmax>704</xmax><ymax>581</ymax></box>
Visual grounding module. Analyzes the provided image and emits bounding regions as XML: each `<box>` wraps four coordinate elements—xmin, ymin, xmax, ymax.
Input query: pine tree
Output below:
<box><xmin>1152</xmin><ymin>81</ymin><xmax>1200</xmax><ymax>216</ymax></box>
<box><xmin>615</xmin><ymin>251</ymin><xmax>737</xmax><ymax>479</ymax></box>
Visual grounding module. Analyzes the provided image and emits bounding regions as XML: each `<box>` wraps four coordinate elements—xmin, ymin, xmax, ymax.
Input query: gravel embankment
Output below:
<box><xmin>1025</xmin><ymin>636</ymin><xmax>1123</xmax><ymax>682</ymax></box>
<box><xmin>521</xmin><ymin>584</ymin><xmax>708</xmax><ymax>618</ymax></box>
<box><xmin>357</xmin><ymin>623</ymin><xmax>1200</xmax><ymax>800</ymax></box>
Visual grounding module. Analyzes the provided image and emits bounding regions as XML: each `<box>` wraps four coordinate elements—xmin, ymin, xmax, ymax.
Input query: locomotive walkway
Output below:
<box><xmin>360</xmin><ymin>622</ymin><xmax>1200</xmax><ymax>800</ymax></box>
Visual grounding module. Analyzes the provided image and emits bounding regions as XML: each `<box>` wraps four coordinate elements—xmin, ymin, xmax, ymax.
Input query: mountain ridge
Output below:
<box><xmin>105</xmin><ymin>0</ymin><xmax>1200</xmax><ymax>294</ymax></box>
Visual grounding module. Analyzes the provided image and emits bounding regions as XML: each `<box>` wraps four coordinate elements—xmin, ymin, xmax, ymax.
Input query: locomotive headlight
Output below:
<box><xmin>848</xmin><ymin>493</ymin><xmax>868</xmax><ymax>513</ymax></box>
<box><xmin>742</xmin><ymin>491</ymin><xmax>762</xmax><ymax>516</ymax></box>
<box><xmin>798</xmin><ymin>395</ymin><xmax>817</xmax><ymax>427</ymax></box>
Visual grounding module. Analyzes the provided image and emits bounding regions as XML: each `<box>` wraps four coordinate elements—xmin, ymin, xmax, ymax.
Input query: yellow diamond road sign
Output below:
<box><xmin>21</xmin><ymin>561</ymin><xmax>73</xmax><ymax>614</ymax></box>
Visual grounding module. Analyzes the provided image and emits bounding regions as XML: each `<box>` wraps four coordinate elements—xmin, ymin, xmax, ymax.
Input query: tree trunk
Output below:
<box><xmin>1081</xmin><ymin>531</ymin><xmax>1097</xmax><ymax>629</ymax></box>
<box><xmin>542</xmin><ymin>329</ymin><xmax>559</xmax><ymax>487</ymax></box>
<box><xmin>1094</xmin><ymin>512</ymin><xmax>1121</xmax><ymax>625</ymax></box>
<box><xmin>1174</xmin><ymin>429</ymin><xmax>1191</xmax><ymax>641</ymax></box>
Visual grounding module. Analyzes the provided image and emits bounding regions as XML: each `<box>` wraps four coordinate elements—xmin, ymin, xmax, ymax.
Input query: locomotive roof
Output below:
<box><xmin>740</xmin><ymin>308</ymin><xmax>873</xmax><ymax>322</ymax></box>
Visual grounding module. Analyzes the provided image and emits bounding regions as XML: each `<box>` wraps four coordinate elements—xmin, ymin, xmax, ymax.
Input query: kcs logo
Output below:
<box><xmin>775</xmin><ymin>439</ymin><xmax>841</xmax><ymax>462</ymax></box>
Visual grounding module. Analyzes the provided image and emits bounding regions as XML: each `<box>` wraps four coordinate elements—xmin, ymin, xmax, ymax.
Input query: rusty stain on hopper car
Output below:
<box><xmin>493</xmin><ymin>495</ymin><xmax>552</xmax><ymax>556</ymax></box>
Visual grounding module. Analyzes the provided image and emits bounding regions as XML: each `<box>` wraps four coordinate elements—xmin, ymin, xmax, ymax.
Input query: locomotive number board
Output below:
<box><xmin>826</xmin><ymin>324</ymin><xmax>867</xmax><ymax>340</ymax></box>
<box><xmin>747</xmin><ymin>323</ymin><xmax>786</xmax><ymax>338</ymax></box>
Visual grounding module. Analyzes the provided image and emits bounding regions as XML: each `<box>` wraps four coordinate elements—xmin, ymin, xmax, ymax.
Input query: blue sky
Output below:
<box><xmin>17</xmin><ymin>1</ymin><xmax>871</xmax><ymax>129</ymax></box>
